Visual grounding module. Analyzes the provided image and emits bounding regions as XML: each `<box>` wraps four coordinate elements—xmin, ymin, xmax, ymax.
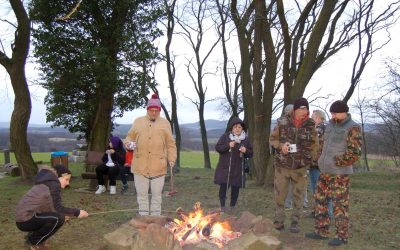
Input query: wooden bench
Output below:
<box><xmin>81</xmin><ymin>151</ymin><xmax>134</xmax><ymax>191</ymax></box>
<box><xmin>81</xmin><ymin>151</ymin><xmax>106</xmax><ymax>191</ymax></box>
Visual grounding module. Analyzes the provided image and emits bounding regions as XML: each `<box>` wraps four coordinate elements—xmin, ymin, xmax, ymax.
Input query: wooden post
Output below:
<box><xmin>4</xmin><ymin>149</ymin><xmax>10</xmax><ymax>165</ymax></box>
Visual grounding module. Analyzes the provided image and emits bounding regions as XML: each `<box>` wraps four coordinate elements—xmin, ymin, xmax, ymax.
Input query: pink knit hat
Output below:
<box><xmin>147</xmin><ymin>94</ymin><xmax>161</xmax><ymax>110</ymax></box>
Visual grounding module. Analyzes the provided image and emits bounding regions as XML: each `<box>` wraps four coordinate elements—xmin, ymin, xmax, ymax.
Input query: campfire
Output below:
<box><xmin>165</xmin><ymin>202</ymin><xmax>241</xmax><ymax>248</ymax></box>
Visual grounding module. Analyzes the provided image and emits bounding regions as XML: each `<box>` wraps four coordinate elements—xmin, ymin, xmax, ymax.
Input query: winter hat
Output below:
<box><xmin>147</xmin><ymin>94</ymin><xmax>161</xmax><ymax>111</ymax></box>
<box><xmin>293</xmin><ymin>97</ymin><xmax>309</xmax><ymax>111</ymax></box>
<box><xmin>109</xmin><ymin>135</ymin><xmax>122</xmax><ymax>149</ymax></box>
<box><xmin>329</xmin><ymin>100</ymin><xmax>349</xmax><ymax>113</ymax></box>
<box><xmin>53</xmin><ymin>164</ymin><xmax>71</xmax><ymax>177</ymax></box>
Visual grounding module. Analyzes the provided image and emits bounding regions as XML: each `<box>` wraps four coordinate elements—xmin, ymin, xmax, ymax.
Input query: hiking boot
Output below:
<box><xmin>289</xmin><ymin>221</ymin><xmax>300</xmax><ymax>233</ymax></box>
<box><xmin>110</xmin><ymin>185</ymin><xmax>116</xmax><ymax>195</ymax></box>
<box><xmin>273</xmin><ymin>221</ymin><xmax>284</xmax><ymax>231</ymax></box>
<box><xmin>121</xmin><ymin>184</ymin><xmax>129</xmax><ymax>194</ymax></box>
<box><xmin>95</xmin><ymin>185</ymin><xmax>106</xmax><ymax>194</ymax></box>
<box><xmin>328</xmin><ymin>238</ymin><xmax>347</xmax><ymax>246</ymax></box>
<box><xmin>305</xmin><ymin>232</ymin><xmax>328</xmax><ymax>240</ymax></box>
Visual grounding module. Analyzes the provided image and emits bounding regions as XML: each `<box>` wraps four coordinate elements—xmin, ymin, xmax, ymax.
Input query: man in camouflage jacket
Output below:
<box><xmin>269</xmin><ymin>97</ymin><xmax>319</xmax><ymax>233</ymax></box>
<box><xmin>306</xmin><ymin>100</ymin><xmax>362</xmax><ymax>247</ymax></box>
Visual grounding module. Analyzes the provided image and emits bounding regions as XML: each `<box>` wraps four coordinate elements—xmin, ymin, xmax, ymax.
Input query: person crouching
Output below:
<box><xmin>15</xmin><ymin>165</ymin><xmax>89</xmax><ymax>249</ymax></box>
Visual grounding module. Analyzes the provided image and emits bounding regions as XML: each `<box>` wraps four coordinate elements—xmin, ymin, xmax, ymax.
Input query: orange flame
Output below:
<box><xmin>165</xmin><ymin>203</ymin><xmax>241</xmax><ymax>248</ymax></box>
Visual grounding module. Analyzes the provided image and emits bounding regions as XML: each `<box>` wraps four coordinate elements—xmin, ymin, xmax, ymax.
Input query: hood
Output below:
<box><xmin>34</xmin><ymin>167</ymin><xmax>59</xmax><ymax>185</ymax></box>
<box><xmin>109</xmin><ymin>135</ymin><xmax>123</xmax><ymax>150</ymax></box>
<box><xmin>229</xmin><ymin>117</ymin><xmax>246</xmax><ymax>131</ymax></box>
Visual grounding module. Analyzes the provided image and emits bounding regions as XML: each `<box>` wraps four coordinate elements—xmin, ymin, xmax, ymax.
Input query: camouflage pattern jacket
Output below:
<box><xmin>269</xmin><ymin>115</ymin><xmax>319</xmax><ymax>169</ymax></box>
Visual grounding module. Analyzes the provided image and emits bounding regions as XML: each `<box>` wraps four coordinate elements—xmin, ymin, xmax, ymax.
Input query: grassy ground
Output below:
<box><xmin>0</xmin><ymin>152</ymin><xmax>399</xmax><ymax>249</ymax></box>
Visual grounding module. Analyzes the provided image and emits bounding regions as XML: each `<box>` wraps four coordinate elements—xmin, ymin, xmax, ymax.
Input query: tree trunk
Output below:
<box><xmin>199</xmin><ymin>103</ymin><xmax>211</xmax><ymax>169</ymax></box>
<box><xmin>164</xmin><ymin>0</ymin><xmax>181</xmax><ymax>170</ymax></box>
<box><xmin>88</xmin><ymin>94</ymin><xmax>113</xmax><ymax>153</ymax></box>
<box><xmin>9</xmin><ymin>70</ymin><xmax>36</xmax><ymax>179</ymax></box>
<box><xmin>0</xmin><ymin>0</ymin><xmax>36</xmax><ymax>179</ymax></box>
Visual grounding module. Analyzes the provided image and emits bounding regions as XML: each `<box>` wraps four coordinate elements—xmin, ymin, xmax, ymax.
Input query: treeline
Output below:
<box><xmin>0</xmin><ymin>127</ymin><xmax>394</xmax><ymax>156</ymax></box>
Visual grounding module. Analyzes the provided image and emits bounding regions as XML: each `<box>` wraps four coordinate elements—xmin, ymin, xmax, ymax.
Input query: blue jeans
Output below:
<box><xmin>310</xmin><ymin>168</ymin><xmax>333</xmax><ymax>217</ymax></box>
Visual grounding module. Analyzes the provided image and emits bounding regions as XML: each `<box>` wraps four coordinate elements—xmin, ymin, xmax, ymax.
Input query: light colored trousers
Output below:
<box><xmin>134</xmin><ymin>174</ymin><xmax>165</xmax><ymax>216</ymax></box>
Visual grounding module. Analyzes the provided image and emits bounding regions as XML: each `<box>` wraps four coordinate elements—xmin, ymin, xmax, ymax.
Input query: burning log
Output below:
<box><xmin>201</xmin><ymin>224</ymin><xmax>212</xmax><ymax>237</ymax></box>
<box><xmin>165</xmin><ymin>202</ymin><xmax>241</xmax><ymax>248</ymax></box>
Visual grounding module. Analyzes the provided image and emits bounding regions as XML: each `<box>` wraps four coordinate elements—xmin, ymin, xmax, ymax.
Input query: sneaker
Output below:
<box><xmin>95</xmin><ymin>185</ymin><xmax>106</xmax><ymax>194</ymax></box>
<box><xmin>273</xmin><ymin>221</ymin><xmax>284</xmax><ymax>231</ymax></box>
<box><xmin>289</xmin><ymin>221</ymin><xmax>300</xmax><ymax>233</ymax></box>
<box><xmin>121</xmin><ymin>184</ymin><xmax>129</xmax><ymax>194</ymax></box>
<box><xmin>305</xmin><ymin>232</ymin><xmax>328</xmax><ymax>240</ymax></box>
<box><xmin>220</xmin><ymin>207</ymin><xmax>226</xmax><ymax>213</ymax></box>
<box><xmin>110</xmin><ymin>185</ymin><xmax>116</xmax><ymax>195</ymax></box>
<box><xmin>328</xmin><ymin>238</ymin><xmax>347</xmax><ymax>246</ymax></box>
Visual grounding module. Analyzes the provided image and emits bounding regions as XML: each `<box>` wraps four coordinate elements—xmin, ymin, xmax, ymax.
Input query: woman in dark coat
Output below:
<box><xmin>214</xmin><ymin>117</ymin><xmax>253</xmax><ymax>212</ymax></box>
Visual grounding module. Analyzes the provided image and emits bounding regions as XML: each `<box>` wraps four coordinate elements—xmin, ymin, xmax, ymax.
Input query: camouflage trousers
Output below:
<box><xmin>274</xmin><ymin>167</ymin><xmax>307</xmax><ymax>223</ymax></box>
<box><xmin>314</xmin><ymin>173</ymin><xmax>350</xmax><ymax>241</ymax></box>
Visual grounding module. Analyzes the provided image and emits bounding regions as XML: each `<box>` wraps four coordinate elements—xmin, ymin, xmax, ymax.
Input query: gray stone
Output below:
<box><xmin>227</xmin><ymin>232</ymin><xmax>281</xmax><ymax>250</ymax></box>
<box><xmin>104</xmin><ymin>223</ymin><xmax>136</xmax><ymax>250</ymax></box>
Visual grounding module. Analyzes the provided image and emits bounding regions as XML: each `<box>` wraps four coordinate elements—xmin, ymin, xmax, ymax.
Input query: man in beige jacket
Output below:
<box><xmin>125</xmin><ymin>94</ymin><xmax>177</xmax><ymax>216</ymax></box>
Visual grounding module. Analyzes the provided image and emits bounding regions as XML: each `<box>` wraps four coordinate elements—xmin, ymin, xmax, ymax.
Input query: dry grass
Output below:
<box><xmin>0</xmin><ymin>165</ymin><xmax>399</xmax><ymax>249</ymax></box>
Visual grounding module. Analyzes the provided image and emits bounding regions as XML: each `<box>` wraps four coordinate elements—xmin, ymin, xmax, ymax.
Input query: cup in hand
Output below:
<box><xmin>288</xmin><ymin>144</ymin><xmax>297</xmax><ymax>153</ymax></box>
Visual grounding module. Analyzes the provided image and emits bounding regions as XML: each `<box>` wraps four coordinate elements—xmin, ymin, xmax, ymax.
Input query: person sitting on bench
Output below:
<box><xmin>95</xmin><ymin>135</ymin><xmax>125</xmax><ymax>195</ymax></box>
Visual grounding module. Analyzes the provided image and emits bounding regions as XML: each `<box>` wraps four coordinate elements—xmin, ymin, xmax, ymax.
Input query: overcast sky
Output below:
<box><xmin>1</xmin><ymin>1</ymin><xmax>399</xmax><ymax>126</ymax></box>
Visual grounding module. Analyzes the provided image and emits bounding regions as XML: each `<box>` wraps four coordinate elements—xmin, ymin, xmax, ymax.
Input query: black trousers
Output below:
<box><xmin>16</xmin><ymin>212</ymin><xmax>64</xmax><ymax>245</ymax></box>
<box><xmin>96</xmin><ymin>164</ymin><xmax>120</xmax><ymax>186</ymax></box>
<box><xmin>219</xmin><ymin>184</ymin><xmax>240</xmax><ymax>207</ymax></box>
<box><xmin>119</xmin><ymin>166</ymin><xmax>133</xmax><ymax>185</ymax></box>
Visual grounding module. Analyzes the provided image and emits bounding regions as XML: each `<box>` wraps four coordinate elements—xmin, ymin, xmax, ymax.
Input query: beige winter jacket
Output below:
<box><xmin>125</xmin><ymin>115</ymin><xmax>177</xmax><ymax>177</ymax></box>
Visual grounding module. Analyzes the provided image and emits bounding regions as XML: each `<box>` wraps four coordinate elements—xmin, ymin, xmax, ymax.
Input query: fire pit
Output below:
<box><xmin>165</xmin><ymin>202</ymin><xmax>241</xmax><ymax>248</ymax></box>
<box><xmin>104</xmin><ymin>204</ymin><xmax>282</xmax><ymax>250</ymax></box>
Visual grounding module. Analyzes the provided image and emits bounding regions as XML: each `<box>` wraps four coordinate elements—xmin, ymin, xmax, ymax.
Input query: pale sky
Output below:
<box><xmin>1</xmin><ymin>2</ymin><xmax>399</xmax><ymax>126</ymax></box>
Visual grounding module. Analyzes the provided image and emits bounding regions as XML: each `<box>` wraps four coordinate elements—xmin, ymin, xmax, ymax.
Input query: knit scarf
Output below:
<box><xmin>229</xmin><ymin>131</ymin><xmax>246</xmax><ymax>143</ymax></box>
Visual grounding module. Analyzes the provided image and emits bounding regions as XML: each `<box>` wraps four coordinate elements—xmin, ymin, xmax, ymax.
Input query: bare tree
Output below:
<box><xmin>352</xmin><ymin>92</ymin><xmax>372</xmax><ymax>171</ymax></box>
<box><xmin>231</xmin><ymin>0</ymin><xmax>400</xmax><ymax>185</ymax></box>
<box><xmin>162</xmin><ymin>0</ymin><xmax>182</xmax><ymax>171</ymax></box>
<box><xmin>176</xmin><ymin>0</ymin><xmax>221</xmax><ymax>169</ymax></box>
<box><xmin>369</xmin><ymin>61</ymin><xmax>400</xmax><ymax>167</ymax></box>
<box><xmin>214</xmin><ymin>0</ymin><xmax>243</xmax><ymax>131</ymax></box>
<box><xmin>343</xmin><ymin>0</ymin><xmax>400</xmax><ymax>102</ymax></box>
<box><xmin>0</xmin><ymin>0</ymin><xmax>36</xmax><ymax>179</ymax></box>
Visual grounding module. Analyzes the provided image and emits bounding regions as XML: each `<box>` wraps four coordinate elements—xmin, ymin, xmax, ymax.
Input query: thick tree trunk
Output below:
<box><xmin>87</xmin><ymin>94</ymin><xmax>113</xmax><ymax>153</ymax></box>
<box><xmin>9</xmin><ymin>70</ymin><xmax>36</xmax><ymax>179</ymax></box>
<box><xmin>0</xmin><ymin>0</ymin><xmax>36</xmax><ymax>179</ymax></box>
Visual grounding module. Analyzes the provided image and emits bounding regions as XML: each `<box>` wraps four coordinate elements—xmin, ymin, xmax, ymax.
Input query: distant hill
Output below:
<box><xmin>0</xmin><ymin>119</ymin><xmax>229</xmax><ymax>152</ymax></box>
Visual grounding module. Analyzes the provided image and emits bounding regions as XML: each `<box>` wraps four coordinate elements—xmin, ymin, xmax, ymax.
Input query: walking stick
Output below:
<box><xmin>241</xmin><ymin>155</ymin><xmax>245</xmax><ymax>188</ymax></box>
<box><xmin>226</xmin><ymin>149</ymin><xmax>232</xmax><ymax>192</ymax></box>
<box><xmin>167</xmin><ymin>163</ymin><xmax>177</xmax><ymax>196</ymax></box>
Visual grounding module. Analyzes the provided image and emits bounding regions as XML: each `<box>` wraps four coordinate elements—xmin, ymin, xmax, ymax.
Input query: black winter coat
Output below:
<box><xmin>214</xmin><ymin>133</ymin><xmax>253</xmax><ymax>188</ymax></box>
